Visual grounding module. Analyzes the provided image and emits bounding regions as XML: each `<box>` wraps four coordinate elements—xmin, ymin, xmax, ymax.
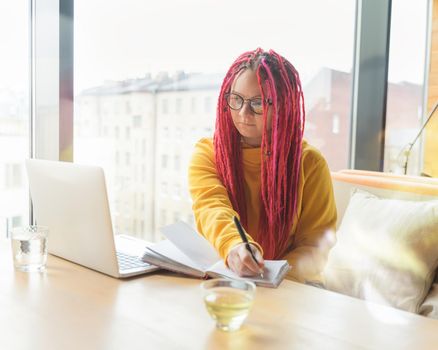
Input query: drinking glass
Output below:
<box><xmin>201</xmin><ymin>278</ymin><xmax>256</xmax><ymax>331</ymax></box>
<box><xmin>10</xmin><ymin>225</ymin><xmax>49</xmax><ymax>272</ymax></box>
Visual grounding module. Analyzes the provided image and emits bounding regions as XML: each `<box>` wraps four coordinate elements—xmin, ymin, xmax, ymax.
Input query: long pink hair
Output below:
<box><xmin>214</xmin><ymin>48</ymin><xmax>305</xmax><ymax>259</ymax></box>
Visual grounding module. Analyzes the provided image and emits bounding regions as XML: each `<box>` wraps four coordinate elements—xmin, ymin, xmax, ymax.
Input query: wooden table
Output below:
<box><xmin>1</xmin><ymin>239</ymin><xmax>437</xmax><ymax>350</ymax></box>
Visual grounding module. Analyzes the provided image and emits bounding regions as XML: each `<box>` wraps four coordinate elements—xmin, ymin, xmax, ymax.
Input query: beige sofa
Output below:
<box><xmin>324</xmin><ymin>170</ymin><xmax>438</xmax><ymax>318</ymax></box>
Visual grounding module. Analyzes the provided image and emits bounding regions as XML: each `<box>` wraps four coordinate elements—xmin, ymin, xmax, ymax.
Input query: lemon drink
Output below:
<box><xmin>204</xmin><ymin>287</ymin><xmax>254</xmax><ymax>331</ymax></box>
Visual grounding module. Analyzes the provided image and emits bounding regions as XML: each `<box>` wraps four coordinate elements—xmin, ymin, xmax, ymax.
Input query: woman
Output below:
<box><xmin>188</xmin><ymin>48</ymin><xmax>337</xmax><ymax>283</ymax></box>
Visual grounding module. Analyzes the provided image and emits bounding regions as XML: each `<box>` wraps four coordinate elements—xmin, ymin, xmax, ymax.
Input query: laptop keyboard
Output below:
<box><xmin>116</xmin><ymin>251</ymin><xmax>151</xmax><ymax>271</ymax></box>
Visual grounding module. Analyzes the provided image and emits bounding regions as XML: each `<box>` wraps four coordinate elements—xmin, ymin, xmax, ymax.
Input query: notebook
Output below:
<box><xmin>26</xmin><ymin>158</ymin><xmax>159</xmax><ymax>278</ymax></box>
<box><xmin>142</xmin><ymin>221</ymin><xmax>291</xmax><ymax>288</ymax></box>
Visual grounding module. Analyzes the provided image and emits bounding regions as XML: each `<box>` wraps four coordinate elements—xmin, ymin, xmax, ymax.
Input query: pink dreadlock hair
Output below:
<box><xmin>214</xmin><ymin>48</ymin><xmax>305</xmax><ymax>260</ymax></box>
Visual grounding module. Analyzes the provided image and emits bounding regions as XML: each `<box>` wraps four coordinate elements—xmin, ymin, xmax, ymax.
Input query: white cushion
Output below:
<box><xmin>419</xmin><ymin>283</ymin><xmax>438</xmax><ymax>319</ymax></box>
<box><xmin>324</xmin><ymin>189</ymin><xmax>438</xmax><ymax>313</ymax></box>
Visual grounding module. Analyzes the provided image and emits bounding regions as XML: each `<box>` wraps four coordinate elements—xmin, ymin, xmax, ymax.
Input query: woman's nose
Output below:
<box><xmin>238</xmin><ymin>101</ymin><xmax>254</xmax><ymax>118</ymax></box>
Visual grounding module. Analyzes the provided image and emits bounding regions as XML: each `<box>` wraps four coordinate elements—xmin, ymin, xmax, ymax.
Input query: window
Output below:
<box><xmin>142</xmin><ymin>139</ymin><xmax>146</xmax><ymax>155</ymax></box>
<box><xmin>174</xmin><ymin>155</ymin><xmax>180</xmax><ymax>171</ymax></box>
<box><xmin>163</xmin><ymin>127</ymin><xmax>170</xmax><ymax>138</ymax></box>
<box><xmin>173</xmin><ymin>184</ymin><xmax>181</xmax><ymax>199</ymax></box>
<box><xmin>5</xmin><ymin>164</ymin><xmax>22</xmax><ymax>188</ymax></box>
<box><xmin>133</xmin><ymin>115</ymin><xmax>142</xmax><ymax>127</ymax></box>
<box><xmin>175</xmin><ymin>98</ymin><xmax>182</xmax><ymax>114</ymax></box>
<box><xmin>133</xmin><ymin>218</ymin><xmax>137</xmax><ymax>235</ymax></box>
<box><xmin>140</xmin><ymin>193</ymin><xmax>144</xmax><ymax>210</ymax></box>
<box><xmin>141</xmin><ymin>164</ymin><xmax>146</xmax><ymax>183</ymax></box>
<box><xmin>191</xmin><ymin>97</ymin><xmax>197</xmax><ymax>114</ymax></box>
<box><xmin>384</xmin><ymin>0</ymin><xmax>429</xmax><ymax>175</ymax></box>
<box><xmin>204</xmin><ymin>97</ymin><xmax>212</xmax><ymax>114</ymax></box>
<box><xmin>161</xmin><ymin>154</ymin><xmax>168</xmax><ymax>169</ymax></box>
<box><xmin>162</xmin><ymin>99</ymin><xmax>168</xmax><ymax>114</ymax></box>
<box><xmin>204</xmin><ymin>127</ymin><xmax>212</xmax><ymax>136</ymax></box>
<box><xmin>11</xmin><ymin>215</ymin><xmax>22</xmax><ymax>228</ymax></box>
<box><xmin>0</xmin><ymin>1</ymin><xmax>29</xmax><ymax>237</ymax></box>
<box><xmin>160</xmin><ymin>209</ymin><xmax>167</xmax><ymax>227</ymax></box>
<box><xmin>115</xmin><ymin>151</ymin><xmax>120</xmax><ymax>165</ymax></box>
<box><xmin>161</xmin><ymin>182</ymin><xmax>168</xmax><ymax>195</ymax></box>
<box><xmin>74</xmin><ymin>0</ymin><xmax>356</xmax><ymax>241</ymax></box>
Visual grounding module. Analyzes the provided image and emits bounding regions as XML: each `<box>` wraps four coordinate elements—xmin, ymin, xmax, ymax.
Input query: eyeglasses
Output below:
<box><xmin>225</xmin><ymin>93</ymin><xmax>272</xmax><ymax>115</ymax></box>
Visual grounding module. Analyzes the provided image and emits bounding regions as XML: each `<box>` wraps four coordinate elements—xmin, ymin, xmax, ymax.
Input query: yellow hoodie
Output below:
<box><xmin>188</xmin><ymin>138</ymin><xmax>337</xmax><ymax>283</ymax></box>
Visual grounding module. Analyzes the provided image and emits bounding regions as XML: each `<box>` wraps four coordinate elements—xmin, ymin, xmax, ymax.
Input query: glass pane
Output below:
<box><xmin>74</xmin><ymin>0</ymin><xmax>355</xmax><ymax>241</ymax></box>
<box><xmin>384</xmin><ymin>0</ymin><xmax>428</xmax><ymax>175</ymax></box>
<box><xmin>0</xmin><ymin>2</ymin><xmax>30</xmax><ymax>237</ymax></box>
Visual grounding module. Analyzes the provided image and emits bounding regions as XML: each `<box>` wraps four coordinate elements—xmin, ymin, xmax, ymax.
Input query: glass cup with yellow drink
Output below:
<box><xmin>201</xmin><ymin>278</ymin><xmax>256</xmax><ymax>332</ymax></box>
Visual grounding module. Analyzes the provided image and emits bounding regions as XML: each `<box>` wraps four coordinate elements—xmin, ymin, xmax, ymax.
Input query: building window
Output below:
<box><xmin>191</xmin><ymin>97</ymin><xmax>197</xmax><ymax>114</ymax></box>
<box><xmin>115</xmin><ymin>151</ymin><xmax>120</xmax><ymax>165</ymax></box>
<box><xmin>175</xmin><ymin>98</ymin><xmax>182</xmax><ymax>114</ymax></box>
<box><xmin>162</xmin><ymin>99</ymin><xmax>168</xmax><ymax>114</ymax></box>
<box><xmin>11</xmin><ymin>215</ymin><xmax>22</xmax><ymax>228</ymax></box>
<box><xmin>160</xmin><ymin>209</ymin><xmax>167</xmax><ymax>227</ymax></box>
<box><xmin>173</xmin><ymin>184</ymin><xmax>181</xmax><ymax>198</ymax></box>
<box><xmin>174</xmin><ymin>155</ymin><xmax>180</xmax><ymax>171</ymax></box>
<box><xmin>175</xmin><ymin>127</ymin><xmax>182</xmax><ymax>140</ymax></box>
<box><xmin>141</xmin><ymin>164</ymin><xmax>146</xmax><ymax>183</ymax></box>
<box><xmin>114</xmin><ymin>101</ymin><xmax>121</xmax><ymax>115</ymax></box>
<box><xmin>140</xmin><ymin>193</ymin><xmax>145</xmax><ymax>210</ymax></box>
<box><xmin>204</xmin><ymin>96</ymin><xmax>212</xmax><ymax>114</ymax></box>
<box><xmin>5</xmin><ymin>164</ymin><xmax>22</xmax><ymax>188</ymax></box>
<box><xmin>114</xmin><ymin>126</ymin><xmax>120</xmax><ymax>139</ymax></box>
<box><xmin>163</xmin><ymin>127</ymin><xmax>170</xmax><ymax>138</ymax></box>
<box><xmin>161</xmin><ymin>154</ymin><xmax>168</xmax><ymax>168</ymax></box>
<box><xmin>142</xmin><ymin>139</ymin><xmax>146</xmax><ymax>155</ymax></box>
<box><xmin>161</xmin><ymin>182</ymin><xmax>168</xmax><ymax>195</ymax></box>
<box><xmin>125</xmin><ymin>126</ymin><xmax>130</xmax><ymax>139</ymax></box>
<box><xmin>125</xmin><ymin>152</ymin><xmax>130</xmax><ymax>166</ymax></box>
<box><xmin>133</xmin><ymin>218</ymin><xmax>137</xmax><ymax>235</ymax></box>
<box><xmin>204</xmin><ymin>127</ymin><xmax>212</xmax><ymax>136</ymax></box>
<box><xmin>133</xmin><ymin>115</ymin><xmax>142</xmax><ymax>127</ymax></box>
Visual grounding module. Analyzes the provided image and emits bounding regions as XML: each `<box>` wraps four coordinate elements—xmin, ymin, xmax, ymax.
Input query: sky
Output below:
<box><xmin>0</xmin><ymin>0</ymin><xmax>429</xmax><ymax>94</ymax></box>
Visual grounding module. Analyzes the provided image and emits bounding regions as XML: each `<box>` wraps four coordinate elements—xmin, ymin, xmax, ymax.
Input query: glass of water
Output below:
<box><xmin>201</xmin><ymin>278</ymin><xmax>256</xmax><ymax>332</ymax></box>
<box><xmin>10</xmin><ymin>226</ymin><xmax>49</xmax><ymax>272</ymax></box>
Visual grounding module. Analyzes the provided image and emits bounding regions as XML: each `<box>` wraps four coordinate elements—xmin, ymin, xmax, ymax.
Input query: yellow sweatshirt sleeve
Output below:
<box><xmin>284</xmin><ymin>152</ymin><xmax>337</xmax><ymax>283</ymax></box>
<box><xmin>188</xmin><ymin>138</ymin><xmax>263</xmax><ymax>262</ymax></box>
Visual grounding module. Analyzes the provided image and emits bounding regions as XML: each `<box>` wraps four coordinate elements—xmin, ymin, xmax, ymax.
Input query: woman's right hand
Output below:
<box><xmin>226</xmin><ymin>243</ymin><xmax>264</xmax><ymax>277</ymax></box>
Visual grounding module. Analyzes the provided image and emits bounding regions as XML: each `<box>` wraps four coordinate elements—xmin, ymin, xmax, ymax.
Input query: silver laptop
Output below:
<box><xmin>25</xmin><ymin>158</ymin><xmax>159</xmax><ymax>278</ymax></box>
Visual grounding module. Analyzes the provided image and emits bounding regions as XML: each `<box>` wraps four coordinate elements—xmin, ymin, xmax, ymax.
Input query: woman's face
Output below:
<box><xmin>229</xmin><ymin>69</ymin><xmax>271</xmax><ymax>147</ymax></box>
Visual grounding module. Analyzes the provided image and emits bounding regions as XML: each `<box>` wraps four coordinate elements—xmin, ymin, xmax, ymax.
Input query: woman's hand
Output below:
<box><xmin>226</xmin><ymin>243</ymin><xmax>265</xmax><ymax>277</ymax></box>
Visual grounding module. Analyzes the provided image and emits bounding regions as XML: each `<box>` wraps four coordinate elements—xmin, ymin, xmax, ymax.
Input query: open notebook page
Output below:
<box><xmin>146</xmin><ymin>239</ymin><xmax>203</xmax><ymax>271</ymax></box>
<box><xmin>160</xmin><ymin>221</ymin><xmax>221</xmax><ymax>270</ymax></box>
<box><xmin>207</xmin><ymin>259</ymin><xmax>291</xmax><ymax>288</ymax></box>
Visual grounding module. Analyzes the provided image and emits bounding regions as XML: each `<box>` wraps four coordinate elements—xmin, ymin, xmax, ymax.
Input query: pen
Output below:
<box><xmin>233</xmin><ymin>216</ymin><xmax>264</xmax><ymax>279</ymax></box>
